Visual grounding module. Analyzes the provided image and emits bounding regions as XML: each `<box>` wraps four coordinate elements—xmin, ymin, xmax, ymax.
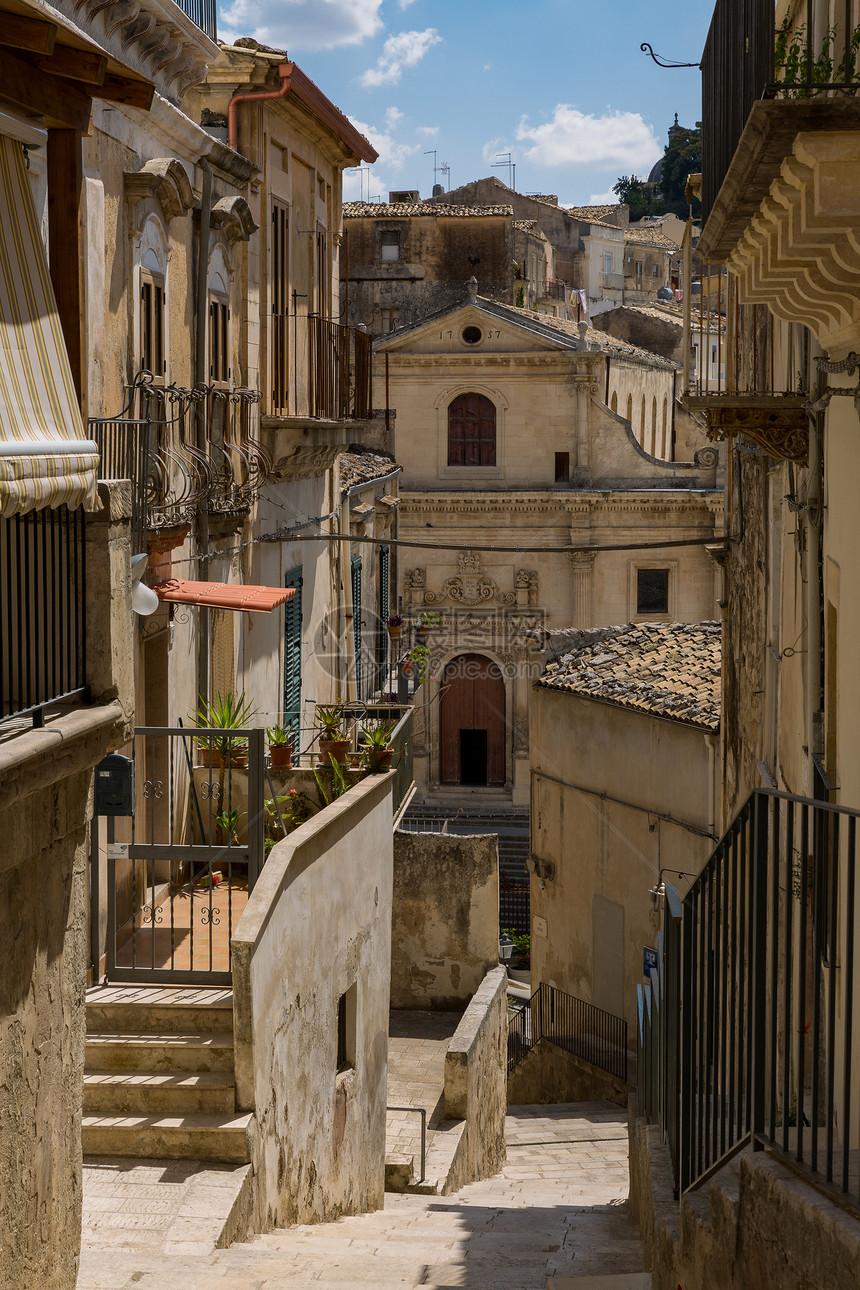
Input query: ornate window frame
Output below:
<box><xmin>435</xmin><ymin>384</ymin><xmax>506</xmax><ymax>481</ymax></box>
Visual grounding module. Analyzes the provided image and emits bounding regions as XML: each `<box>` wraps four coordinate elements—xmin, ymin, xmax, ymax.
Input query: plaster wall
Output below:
<box><xmin>232</xmin><ymin>772</ymin><xmax>393</xmax><ymax>1230</ymax></box>
<box><xmin>529</xmin><ymin>684</ymin><xmax>716</xmax><ymax>1035</ymax></box>
<box><xmin>441</xmin><ymin>967</ymin><xmax>508</xmax><ymax>1190</ymax></box>
<box><xmin>391</xmin><ymin>830</ymin><xmax>499</xmax><ymax>1008</ymax></box>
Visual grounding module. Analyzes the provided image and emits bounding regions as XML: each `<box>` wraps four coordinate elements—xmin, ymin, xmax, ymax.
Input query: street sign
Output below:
<box><xmin>643</xmin><ymin>946</ymin><xmax>658</xmax><ymax>976</ymax></box>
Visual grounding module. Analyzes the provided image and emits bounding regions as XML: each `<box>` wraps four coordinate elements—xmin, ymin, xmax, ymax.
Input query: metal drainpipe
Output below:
<box><xmin>228</xmin><ymin>63</ymin><xmax>293</xmax><ymax>154</ymax></box>
<box><xmin>196</xmin><ymin>156</ymin><xmax>213</xmax><ymax>704</ymax></box>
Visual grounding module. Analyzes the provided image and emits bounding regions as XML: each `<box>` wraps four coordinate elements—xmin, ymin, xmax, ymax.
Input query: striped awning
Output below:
<box><xmin>0</xmin><ymin>133</ymin><xmax>99</xmax><ymax>516</ymax></box>
<box><xmin>152</xmin><ymin>580</ymin><xmax>297</xmax><ymax>613</ymax></box>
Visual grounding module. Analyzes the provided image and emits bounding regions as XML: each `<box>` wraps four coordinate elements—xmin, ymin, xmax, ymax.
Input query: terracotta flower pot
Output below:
<box><xmin>319</xmin><ymin>738</ymin><xmax>350</xmax><ymax>766</ymax></box>
<box><xmin>269</xmin><ymin>744</ymin><xmax>293</xmax><ymax>768</ymax></box>
<box><xmin>387</xmin><ymin>625</ymin><xmax>402</xmax><ymax>642</ymax></box>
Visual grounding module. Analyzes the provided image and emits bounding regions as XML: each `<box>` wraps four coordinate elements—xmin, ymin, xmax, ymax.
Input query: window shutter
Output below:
<box><xmin>283</xmin><ymin>567</ymin><xmax>303</xmax><ymax>741</ymax></box>
<box><xmin>351</xmin><ymin>556</ymin><xmax>362</xmax><ymax>700</ymax></box>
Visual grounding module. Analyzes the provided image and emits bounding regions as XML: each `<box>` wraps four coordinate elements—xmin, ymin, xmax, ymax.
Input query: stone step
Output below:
<box><xmin>81</xmin><ymin>1111</ymin><xmax>253</xmax><ymax>1163</ymax></box>
<box><xmin>546</xmin><ymin>1277</ymin><xmax>652</xmax><ymax>1289</ymax></box>
<box><xmin>86</xmin><ymin>985</ymin><xmax>234</xmax><ymax>1036</ymax></box>
<box><xmin>84</xmin><ymin>1068</ymin><xmax>237</xmax><ymax>1115</ymax></box>
<box><xmin>85</xmin><ymin>1031</ymin><xmax>235</xmax><ymax>1073</ymax></box>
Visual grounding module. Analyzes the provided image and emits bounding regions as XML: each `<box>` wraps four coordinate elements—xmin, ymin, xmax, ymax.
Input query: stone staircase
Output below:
<box><xmin>82</xmin><ymin>985</ymin><xmax>253</xmax><ymax>1164</ymax></box>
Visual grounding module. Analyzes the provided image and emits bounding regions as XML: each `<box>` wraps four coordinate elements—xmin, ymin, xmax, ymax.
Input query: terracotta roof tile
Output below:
<box><xmin>565</xmin><ymin>203</ymin><xmax>622</xmax><ymax>220</ymax></box>
<box><xmin>538</xmin><ymin>621</ymin><xmax>721</xmax><ymax>730</ymax></box>
<box><xmin>510</xmin><ymin>305</ymin><xmax>677</xmax><ymax>369</ymax></box>
<box><xmin>339</xmin><ymin>450</ymin><xmax>400</xmax><ymax>491</ymax></box>
<box><xmin>624</xmin><ymin>227</ymin><xmax>680</xmax><ymax>250</ymax></box>
<box><xmin>152</xmin><ymin>580</ymin><xmax>296</xmax><ymax>613</ymax></box>
<box><xmin>343</xmin><ymin>201</ymin><xmax>513</xmax><ymax>219</ymax></box>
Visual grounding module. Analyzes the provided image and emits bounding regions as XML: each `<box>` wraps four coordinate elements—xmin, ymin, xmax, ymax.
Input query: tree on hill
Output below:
<box><xmin>660</xmin><ymin>123</ymin><xmax>702</xmax><ymax>217</ymax></box>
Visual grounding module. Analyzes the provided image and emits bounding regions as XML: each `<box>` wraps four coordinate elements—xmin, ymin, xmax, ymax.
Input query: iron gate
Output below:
<box><xmin>105</xmin><ymin>725</ymin><xmax>265</xmax><ymax>985</ymax></box>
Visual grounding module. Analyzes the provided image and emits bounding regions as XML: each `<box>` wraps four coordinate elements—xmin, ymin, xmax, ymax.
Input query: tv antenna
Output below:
<box><xmin>492</xmin><ymin>151</ymin><xmax>516</xmax><ymax>191</ymax></box>
<box><xmin>424</xmin><ymin>149</ymin><xmax>445</xmax><ymax>191</ymax></box>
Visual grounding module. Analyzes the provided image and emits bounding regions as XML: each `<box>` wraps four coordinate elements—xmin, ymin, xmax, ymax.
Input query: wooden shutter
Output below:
<box><xmin>351</xmin><ymin>556</ymin><xmax>362</xmax><ymax>700</ymax></box>
<box><xmin>283</xmin><ymin>566</ymin><xmax>303</xmax><ymax>740</ymax></box>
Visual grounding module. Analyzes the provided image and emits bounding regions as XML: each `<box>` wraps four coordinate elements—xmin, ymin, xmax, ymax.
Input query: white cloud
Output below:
<box><xmin>343</xmin><ymin>168</ymin><xmax>391</xmax><ymax>202</ymax></box>
<box><xmin>586</xmin><ymin>188</ymin><xmax>620</xmax><ymax>206</ymax></box>
<box><xmin>385</xmin><ymin>106</ymin><xmax>404</xmax><ymax>130</ymax></box>
<box><xmin>398</xmin><ymin>0</ymin><xmax>419</xmax><ymax>7</ymax></box>
<box><xmin>348</xmin><ymin>116</ymin><xmax>419</xmax><ymax>171</ymax></box>
<box><xmin>416</xmin><ymin>125</ymin><xmax>438</xmax><ymax>137</ymax></box>
<box><xmin>219</xmin><ymin>0</ymin><xmax>383</xmax><ymax>50</ymax></box>
<box><xmin>359</xmin><ymin>28</ymin><xmax>442</xmax><ymax>88</ymax></box>
<box><xmin>515</xmin><ymin>106</ymin><xmax>661</xmax><ymax>173</ymax></box>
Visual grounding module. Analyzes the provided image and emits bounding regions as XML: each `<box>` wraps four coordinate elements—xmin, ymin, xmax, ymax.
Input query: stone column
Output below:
<box><xmin>568</xmin><ymin>548</ymin><xmax>597</xmax><ymax>628</ymax></box>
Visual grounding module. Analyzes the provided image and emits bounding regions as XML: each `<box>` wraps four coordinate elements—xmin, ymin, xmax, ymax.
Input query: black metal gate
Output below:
<box><xmin>105</xmin><ymin>725</ymin><xmax>264</xmax><ymax>985</ymax></box>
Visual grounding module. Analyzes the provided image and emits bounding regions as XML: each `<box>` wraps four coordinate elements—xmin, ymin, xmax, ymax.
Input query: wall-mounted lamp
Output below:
<box><xmin>131</xmin><ymin>552</ymin><xmax>159</xmax><ymax>616</ymax></box>
<box><xmin>499</xmin><ymin>932</ymin><xmax>514</xmax><ymax>965</ymax></box>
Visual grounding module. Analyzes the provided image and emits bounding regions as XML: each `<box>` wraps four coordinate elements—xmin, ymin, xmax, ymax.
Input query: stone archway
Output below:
<box><xmin>439</xmin><ymin>653</ymin><xmax>506</xmax><ymax>786</ymax></box>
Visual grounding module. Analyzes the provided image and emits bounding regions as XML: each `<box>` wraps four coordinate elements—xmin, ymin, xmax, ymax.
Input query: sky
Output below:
<box><xmin>217</xmin><ymin>0</ymin><xmax>714</xmax><ymax>209</ymax></box>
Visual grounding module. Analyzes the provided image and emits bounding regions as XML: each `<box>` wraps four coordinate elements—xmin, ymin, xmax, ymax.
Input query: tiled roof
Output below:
<box><xmin>565</xmin><ymin>204</ymin><xmax>622</xmax><ymax>220</ymax></box>
<box><xmin>339</xmin><ymin>450</ymin><xmax>400</xmax><ymax>491</ymax></box>
<box><xmin>510</xmin><ymin>306</ymin><xmax>677</xmax><ymax>369</ymax></box>
<box><xmin>343</xmin><ymin>201</ymin><xmax>513</xmax><ymax>219</ymax></box>
<box><xmin>513</xmin><ymin>219</ymin><xmax>541</xmax><ymax>233</ymax></box>
<box><xmin>624</xmin><ymin>227</ymin><xmax>679</xmax><ymax>251</ymax></box>
<box><xmin>538</xmin><ymin>621</ymin><xmax>721</xmax><ymax>731</ymax></box>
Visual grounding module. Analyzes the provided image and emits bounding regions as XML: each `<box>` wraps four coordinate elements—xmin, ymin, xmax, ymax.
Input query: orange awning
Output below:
<box><xmin>152</xmin><ymin>580</ymin><xmax>297</xmax><ymax>613</ymax></box>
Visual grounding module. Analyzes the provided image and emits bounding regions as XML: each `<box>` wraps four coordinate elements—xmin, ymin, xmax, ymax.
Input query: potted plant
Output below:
<box><xmin>386</xmin><ymin>613</ymin><xmax>404</xmax><ymax>642</ymax></box>
<box><xmin>190</xmin><ymin>691</ymin><xmax>257</xmax><ymax>767</ymax></box>
<box><xmin>358</xmin><ymin>720</ymin><xmax>396</xmax><ymax>773</ymax></box>
<box><xmin>266</xmin><ymin>724</ymin><xmax>294</xmax><ymax>768</ymax></box>
<box><xmin>416</xmin><ymin>611</ymin><xmax>440</xmax><ymax>639</ymax></box>
<box><xmin>314</xmin><ymin>704</ymin><xmax>350</xmax><ymax>766</ymax></box>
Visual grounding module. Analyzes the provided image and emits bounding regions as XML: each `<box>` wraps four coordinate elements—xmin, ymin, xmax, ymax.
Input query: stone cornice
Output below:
<box><xmin>399</xmin><ymin>489</ymin><xmax>722</xmax><ymax>517</ymax></box>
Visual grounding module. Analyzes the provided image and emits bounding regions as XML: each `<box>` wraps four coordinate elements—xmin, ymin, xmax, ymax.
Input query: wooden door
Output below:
<box><xmin>439</xmin><ymin>654</ymin><xmax>506</xmax><ymax>785</ymax></box>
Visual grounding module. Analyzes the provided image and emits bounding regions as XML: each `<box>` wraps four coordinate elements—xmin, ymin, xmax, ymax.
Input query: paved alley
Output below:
<box><xmin>77</xmin><ymin>1101</ymin><xmax>643</xmax><ymax>1289</ymax></box>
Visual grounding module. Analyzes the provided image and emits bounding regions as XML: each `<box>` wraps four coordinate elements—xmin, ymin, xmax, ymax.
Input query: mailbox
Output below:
<box><xmin>94</xmin><ymin>753</ymin><xmax>134</xmax><ymax>816</ymax></box>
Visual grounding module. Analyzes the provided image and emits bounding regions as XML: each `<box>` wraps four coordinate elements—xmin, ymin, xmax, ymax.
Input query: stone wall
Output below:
<box><xmin>441</xmin><ymin>967</ymin><xmax>508</xmax><ymax>1191</ymax></box>
<box><xmin>232</xmin><ymin>772</ymin><xmax>394</xmax><ymax>1230</ymax></box>
<box><xmin>507</xmin><ymin>1035</ymin><xmax>629</xmax><ymax>1109</ymax></box>
<box><xmin>391</xmin><ymin>830</ymin><xmax>499</xmax><ymax>1009</ymax></box>
<box><xmin>629</xmin><ymin>1113</ymin><xmax>860</xmax><ymax>1290</ymax></box>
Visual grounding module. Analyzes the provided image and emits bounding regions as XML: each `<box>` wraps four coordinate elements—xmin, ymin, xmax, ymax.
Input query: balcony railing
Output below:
<box><xmin>174</xmin><ymin>0</ymin><xmax>216</xmax><ymax>40</ymax></box>
<box><xmin>271</xmin><ymin>314</ymin><xmax>373</xmax><ymax>421</ymax></box>
<box><xmin>702</xmin><ymin>0</ymin><xmax>860</xmax><ymax>217</ymax></box>
<box><xmin>1</xmin><ymin>505</ymin><xmax>87</xmax><ymax>725</ymax></box>
<box><xmin>639</xmin><ymin>788</ymin><xmax>860</xmax><ymax>1210</ymax></box>
<box><xmin>90</xmin><ymin>377</ymin><xmax>268</xmax><ymax>535</ymax></box>
<box><xmin>601</xmin><ymin>272</ymin><xmax>625</xmax><ymax>291</ymax></box>
<box><xmin>507</xmin><ymin>983</ymin><xmax>628</xmax><ymax>1081</ymax></box>
<box><xmin>537</xmin><ymin>278</ymin><xmax>570</xmax><ymax>302</ymax></box>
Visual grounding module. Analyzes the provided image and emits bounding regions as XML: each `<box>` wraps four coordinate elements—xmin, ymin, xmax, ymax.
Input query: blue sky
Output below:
<box><xmin>218</xmin><ymin>0</ymin><xmax>714</xmax><ymax>207</ymax></box>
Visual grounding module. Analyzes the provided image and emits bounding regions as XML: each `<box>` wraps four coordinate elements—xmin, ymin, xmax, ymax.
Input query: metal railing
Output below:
<box><xmin>507</xmin><ymin>983</ymin><xmax>628</xmax><ymax>1082</ymax></box>
<box><xmin>701</xmin><ymin>0</ymin><xmax>860</xmax><ymax>218</ymax></box>
<box><xmin>270</xmin><ymin>315</ymin><xmax>373</xmax><ymax>420</ymax></box>
<box><xmin>508</xmin><ymin>995</ymin><xmax>536</xmax><ymax>1073</ymax></box>
<box><xmin>1</xmin><ymin>505</ymin><xmax>88</xmax><ymax>725</ymax></box>
<box><xmin>538</xmin><ymin>278</ymin><xmax>570</xmax><ymax>302</ymax></box>
<box><xmin>89</xmin><ymin>416</ymin><xmax>153</xmax><ymax>552</ymax></box>
<box><xmin>601</xmin><ymin>272</ymin><xmax>625</xmax><ymax>291</ymax></box>
<box><xmin>386</xmin><ymin>1105</ymin><xmax>426</xmax><ymax>1183</ymax></box>
<box><xmin>639</xmin><ymin>788</ymin><xmax>860</xmax><ymax>1208</ymax></box>
<box><xmin>390</xmin><ymin>707</ymin><xmax>414</xmax><ymax>816</ymax></box>
<box><xmin>173</xmin><ymin>0</ymin><xmax>216</xmax><ymax>39</ymax></box>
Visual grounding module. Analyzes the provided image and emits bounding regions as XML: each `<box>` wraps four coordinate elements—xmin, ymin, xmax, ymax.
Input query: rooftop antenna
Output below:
<box><xmin>492</xmin><ymin>151</ymin><xmax>516</xmax><ymax>191</ymax></box>
<box><xmin>352</xmin><ymin>165</ymin><xmax>373</xmax><ymax>202</ymax></box>
<box><xmin>424</xmin><ymin>149</ymin><xmax>442</xmax><ymax>193</ymax></box>
<box><xmin>441</xmin><ymin>162</ymin><xmax>451</xmax><ymax>191</ymax></box>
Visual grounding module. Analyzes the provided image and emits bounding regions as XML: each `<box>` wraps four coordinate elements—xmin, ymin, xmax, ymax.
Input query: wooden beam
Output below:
<box><xmin>36</xmin><ymin>47</ymin><xmax>107</xmax><ymax>85</ymax></box>
<box><xmin>0</xmin><ymin>12</ymin><xmax>56</xmax><ymax>56</ymax></box>
<box><xmin>0</xmin><ymin>47</ymin><xmax>91</xmax><ymax>131</ymax></box>
<box><xmin>94</xmin><ymin>74</ymin><xmax>154</xmax><ymax>111</ymax></box>
<box><xmin>47</xmin><ymin>129</ymin><xmax>86</xmax><ymax>413</ymax></box>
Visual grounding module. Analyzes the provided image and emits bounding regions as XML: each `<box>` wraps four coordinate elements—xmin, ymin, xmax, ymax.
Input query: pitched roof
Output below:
<box><xmin>339</xmin><ymin>450</ymin><xmax>400</xmax><ymax>491</ymax></box>
<box><xmin>624</xmin><ymin>226</ymin><xmax>680</xmax><ymax>251</ymax></box>
<box><xmin>343</xmin><ymin>201</ymin><xmax>513</xmax><ymax>219</ymax></box>
<box><xmin>509</xmin><ymin>306</ymin><xmax>677</xmax><ymax>369</ymax></box>
<box><xmin>538</xmin><ymin>621</ymin><xmax>721</xmax><ymax>730</ymax></box>
<box><xmin>565</xmin><ymin>203</ymin><xmax>622</xmax><ymax>220</ymax></box>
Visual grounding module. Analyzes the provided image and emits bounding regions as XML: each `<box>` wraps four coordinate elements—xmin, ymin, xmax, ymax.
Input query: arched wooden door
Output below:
<box><xmin>439</xmin><ymin>654</ymin><xmax>506</xmax><ymax>786</ymax></box>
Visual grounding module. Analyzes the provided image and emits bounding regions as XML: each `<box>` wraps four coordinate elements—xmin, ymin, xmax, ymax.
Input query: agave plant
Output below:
<box><xmin>190</xmin><ymin>691</ymin><xmax>257</xmax><ymax>762</ymax></box>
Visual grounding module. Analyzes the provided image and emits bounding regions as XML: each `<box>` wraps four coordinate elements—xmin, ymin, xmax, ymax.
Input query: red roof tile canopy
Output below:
<box><xmin>152</xmin><ymin>580</ymin><xmax>296</xmax><ymax>613</ymax></box>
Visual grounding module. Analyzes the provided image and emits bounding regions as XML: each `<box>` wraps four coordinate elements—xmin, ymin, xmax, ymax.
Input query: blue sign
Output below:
<box><xmin>643</xmin><ymin>946</ymin><xmax>658</xmax><ymax>977</ymax></box>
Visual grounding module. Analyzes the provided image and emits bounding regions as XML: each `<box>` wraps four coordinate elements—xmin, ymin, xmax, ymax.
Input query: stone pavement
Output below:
<box><xmin>77</xmin><ymin>1102</ymin><xmax>644</xmax><ymax>1289</ymax></box>
<box><xmin>386</xmin><ymin>1008</ymin><xmax>461</xmax><ymax>1177</ymax></box>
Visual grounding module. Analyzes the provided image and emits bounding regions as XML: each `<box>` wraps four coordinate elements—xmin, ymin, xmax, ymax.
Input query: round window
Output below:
<box><xmin>461</xmin><ymin>325</ymin><xmax>483</xmax><ymax>345</ymax></box>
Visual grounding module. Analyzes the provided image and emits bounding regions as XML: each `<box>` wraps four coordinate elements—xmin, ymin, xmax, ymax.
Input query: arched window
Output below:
<box><xmin>626</xmin><ymin>394</ymin><xmax>633</xmax><ymax>423</ymax></box>
<box><xmin>448</xmin><ymin>393</ymin><xmax>496</xmax><ymax>466</ymax></box>
<box><xmin>662</xmin><ymin>397</ymin><xmax>668</xmax><ymax>456</ymax></box>
<box><xmin>651</xmin><ymin>397</ymin><xmax>658</xmax><ymax>455</ymax></box>
<box><xmin>610</xmin><ymin>391</ymin><xmax>618</xmax><ymax>413</ymax></box>
<box><xmin>640</xmin><ymin>395</ymin><xmax>646</xmax><ymax>434</ymax></box>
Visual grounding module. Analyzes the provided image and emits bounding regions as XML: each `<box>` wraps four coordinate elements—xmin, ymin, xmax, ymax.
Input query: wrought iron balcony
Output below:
<box><xmin>271</xmin><ymin>314</ymin><xmax>373</xmax><ymax>422</ymax></box>
<box><xmin>174</xmin><ymin>0</ymin><xmax>217</xmax><ymax>40</ymax></box>
<box><xmin>89</xmin><ymin>376</ymin><xmax>268</xmax><ymax>541</ymax></box>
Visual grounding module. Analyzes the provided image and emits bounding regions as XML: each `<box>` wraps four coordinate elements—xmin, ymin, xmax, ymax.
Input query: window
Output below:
<box><xmin>461</xmin><ymin>325</ymin><xmax>482</xmax><ymax>345</ymax></box>
<box><xmin>271</xmin><ymin>201</ymin><xmax>290</xmax><ymax>413</ymax></box>
<box><xmin>208</xmin><ymin>270</ymin><xmax>230</xmax><ymax>385</ymax></box>
<box><xmin>653</xmin><ymin>263</ymin><xmax>660</xmax><ymax>278</ymax></box>
<box><xmin>315</xmin><ymin>228</ymin><xmax>328</xmax><ymax>316</ymax></box>
<box><xmin>610</xmin><ymin>391</ymin><xmax>618</xmax><ymax>413</ymax></box>
<box><xmin>379</xmin><ymin>307</ymin><xmax>400</xmax><ymax>334</ymax></box>
<box><xmin>351</xmin><ymin>556</ymin><xmax>362</xmax><ymax>700</ymax></box>
<box><xmin>380</xmin><ymin>230</ymin><xmax>400</xmax><ymax>261</ymax></box>
<box><xmin>140</xmin><ymin>269</ymin><xmax>165</xmax><ymax>378</ymax></box>
<box><xmin>336</xmin><ymin>983</ymin><xmax>357</xmax><ymax>1073</ymax></box>
<box><xmin>635</xmin><ymin>260</ymin><xmax>643</xmax><ymax>286</ymax></box>
<box><xmin>637</xmin><ymin>568</ymin><xmax>669</xmax><ymax>615</ymax></box>
<box><xmin>603</xmin><ymin>253</ymin><xmax>612</xmax><ymax>277</ymax></box>
<box><xmin>447</xmin><ymin>393</ymin><xmax>496</xmax><ymax>466</ymax></box>
<box><xmin>283</xmin><ymin>567</ymin><xmax>303</xmax><ymax>741</ymax></box>
<box><xmin>555</xmin><ymin>451</ymin><xmax>569</xmax><ymax>482</ymax></box>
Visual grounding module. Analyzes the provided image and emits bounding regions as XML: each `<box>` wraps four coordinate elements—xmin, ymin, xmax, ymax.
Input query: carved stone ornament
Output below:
<box><xmin>693</xmin><ymin>445</ymin><xmax>720</xmax><ymax>468</ymax></box>
<box><xmin>406</xmin><ymin>567</ymin><xmax>426</xmax><ymax>588</ymax></box>
<box><xmin>125</xmin><ymin>158</ymin><xmax>194</xmax><ymax>224</ymax></box>
<box><xmin>211</xmin><ymin>196</ymin><xmax>259</xmax><ymax>244</ymax></box>
<box><xmin>458</xmin><ymin>551</ymin><xmax>482</xmax><ymax>573</ymax></box>
<box><xmin>270</xmin><ymin>445</ymin><xmax>341</xmax><ymax>481</ymax></box>
<box><xmin>424</xmin><ymin>575</ymin><xmax>516</xmax><ymax>607</ymax></box>
<box><xmin>567</xmin><ymin>548</ymin><xmax>598</xmax><ymax>568</ymax></box>
<box><xmin>702</xmin><ymin>398</ymin><xmax>809</xmax><ymax>464</ymax></box>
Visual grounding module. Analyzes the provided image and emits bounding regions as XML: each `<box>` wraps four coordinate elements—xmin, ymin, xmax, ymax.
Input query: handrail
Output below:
<box><xmin>386</xmin><ymin>1105</ymin><xmax>426</xmax><ymax>1183</ymax></box>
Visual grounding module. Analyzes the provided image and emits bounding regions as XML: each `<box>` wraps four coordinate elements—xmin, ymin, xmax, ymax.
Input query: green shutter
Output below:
<box><xmin>377</xmin><ymin>544</ymin><xmax>390</xmax><ymax>684</ymax></box>
<box><xmin>351</xmin><ymin>556</ymin><xmax>362</xmax><ymax>700</ymax></box>
<box><xmin>283</xmin><ymin>567</ymin><xmax>303</xmax><ymax>742</ymax></box>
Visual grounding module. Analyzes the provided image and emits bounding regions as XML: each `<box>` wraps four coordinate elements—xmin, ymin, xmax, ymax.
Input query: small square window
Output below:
<box><xmin>380</xmin><ymin>308</ymin><xmax>400</xmax><ymax>333</ymax></box>
<box><xmin>555</xmin><ymin>451</ymin><xmax>569</xmax><ymax>482</ymax></box>
<box><xmin>336</xmin><ymin>983</ymin><xmax>357</xmax><ymax>1072</ymax></box>
<box><xmin>380</xmin><ymin>231</ymin><xmax>400</xmax><ymax>262</ymax></box>
<box><xmin>637</xmin><ymin>568</ymin><xmax>669</xmax><ymax>615</ymax></box>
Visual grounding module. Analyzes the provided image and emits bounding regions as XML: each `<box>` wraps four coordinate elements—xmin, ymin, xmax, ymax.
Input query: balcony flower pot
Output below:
<box><xmin>386</xmin><ymin>614</ymin><xmax>403</xmax><ymax>642</ymax></box>
<box><xmin>319</xmin><ymin>738</ymin><xmax>350</xmax><ymax>766</ymax></box>
<box><xmin>269</xmin><ymin>744</ymin><xmax>293</xmax><ymax>768</ymax></box>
